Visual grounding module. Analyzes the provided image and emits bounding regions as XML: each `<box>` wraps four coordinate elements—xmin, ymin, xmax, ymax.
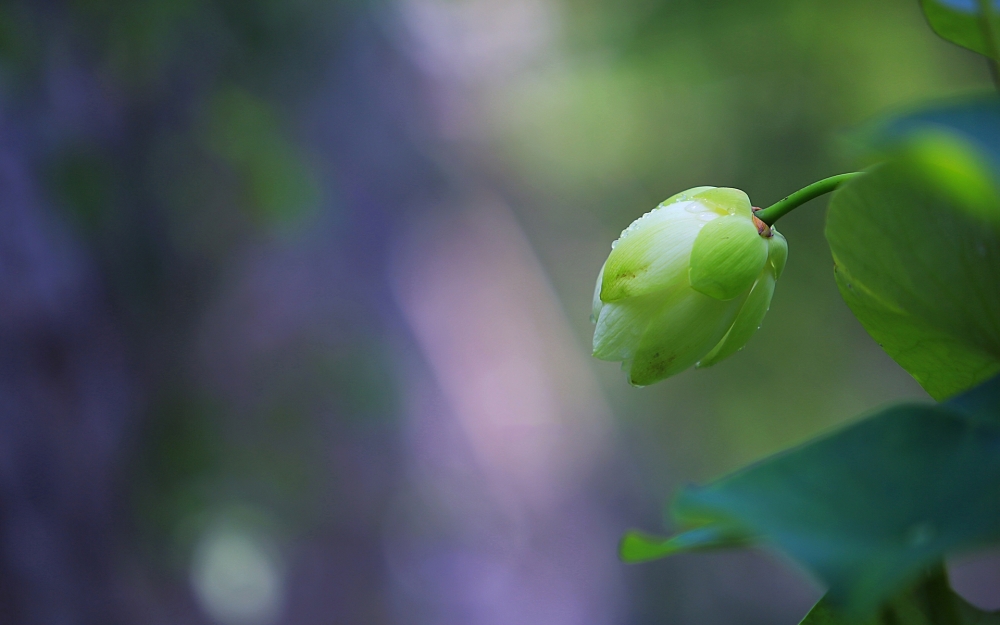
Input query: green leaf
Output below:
<box><xmin>864</xmin><ymin>101</ymin><xmax>1000</xmax><ymax>182</ymax></box>
<box><xmin>800</xmin><ymin>565</ymin><xmax>1000</xmax><ymax>625</ymax></box>
<box><xmin>623</xmin><ymin>396</ymin><xmax>1000</xmax><ymax>616</ymax></box>
<box><xmin>619</xmin><ymin>526</ymin><xmax>754</xmax><ymax>563</ymax></box>
<box><xmin>920</xmin><ymin>0</ymin><xmax>1000</xmax><ymax>61</ymax></box>
<box><xmin>947</xmin><ymin>373</ymin><xmax>1000</xmax><ymax>423</ymax></box>
<box><xmin>825</xmin><ymin>141</ymin><xmax>1000</xmax><ymax>400</ymax></box>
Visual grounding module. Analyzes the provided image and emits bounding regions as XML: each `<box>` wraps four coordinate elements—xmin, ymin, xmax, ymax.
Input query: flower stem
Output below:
<box><xmin>921</xmin><ymin>564</ymin><xmax>964</xmax><ymax>625</ymax></box>
<box><xmin>754</xmin><ymin>172</ymin><xmax>862</xmax><ymax>226</ymax></box>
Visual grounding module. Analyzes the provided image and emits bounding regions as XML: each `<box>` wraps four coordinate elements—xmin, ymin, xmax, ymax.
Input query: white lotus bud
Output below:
<box><xmin>592</xmin><ymin>187</ymin><xmax>787</xmax><ymax>386</ymax></box>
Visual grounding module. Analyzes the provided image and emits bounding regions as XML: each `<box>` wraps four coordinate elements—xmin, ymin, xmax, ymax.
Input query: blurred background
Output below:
<box><xmin>0</xmin><ymin>0</ymin><xmax>992</xmax><ymax>623</ymax></box>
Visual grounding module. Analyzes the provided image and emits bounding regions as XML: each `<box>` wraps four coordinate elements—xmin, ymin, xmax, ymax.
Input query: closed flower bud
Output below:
<box><xmin>592</xmin><ymin>186</ymin><xmax>787</xmax><ymax>386</ymax></box>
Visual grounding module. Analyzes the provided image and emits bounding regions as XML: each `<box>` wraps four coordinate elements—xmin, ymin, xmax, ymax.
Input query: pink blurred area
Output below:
<box><xmin>389</xmin><ymin>199</ymin><xmax>625</xmax><ymax>623</ymax></box>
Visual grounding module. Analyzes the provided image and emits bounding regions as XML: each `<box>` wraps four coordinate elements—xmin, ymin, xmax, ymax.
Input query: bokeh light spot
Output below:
<box><xmin>190</xmin><ymin>526</ymin><xmax>285</xmax><ymax>625</ymax></box>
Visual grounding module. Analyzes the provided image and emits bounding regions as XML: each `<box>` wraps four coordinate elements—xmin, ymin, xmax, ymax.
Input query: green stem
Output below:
<box><xmin>918</xmin><ymin>563</ymin><xmax>964</xmax><ymax>625</ymax></box>
<box><xmin>754</xmin><ymin>173</ymin><xmax>862</xmax><ymax>226</ymax></box>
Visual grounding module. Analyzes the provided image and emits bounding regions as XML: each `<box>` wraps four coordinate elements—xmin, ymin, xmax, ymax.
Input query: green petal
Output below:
<box><xmin>591</xmin><ymin>261</ymin><xmax>606</xmax><ymax>323</ymax></box>
<box><xmin>688</xmin><ymin>214</ymin><xmax>768</xmax><ymax>301</ymax></box>
<box><xmin>660</xmin><ymin>186</ymin><xmax>716</xmax><ymax>207</ymax></box>
<box><xmin>592</xmin><ymin>293</ymin><xmax>661</xmax><ymax>361</ymax></box>
<box><xmin>600</xmin><ymin>203</ymin><xmax>709</xmax><ymax>302</ymax></box>
<box><xmin>691</xmin><ymin>187</ymin><xmax>753</xmax><ymax>219</ymax></box>
<box><xmin>767</xmin><ymin>228</ymin><xmax>787</xmax><ymax>279</ymax></box>
<box><xmin>697</xmin><ymin>272</ymin><xmax>776</xmax><ymax>368</ymax></box>
<box><xmin>625</xmin><ymin>288</ymin><xmax>743</xmax><ymax>386</ymax></box>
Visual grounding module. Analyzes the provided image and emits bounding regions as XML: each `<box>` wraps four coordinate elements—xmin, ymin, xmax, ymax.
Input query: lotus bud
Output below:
<box><xmin>592</xmin><ymin>186</ymin><xmax>787</xmax><ymax>386</ymax></box>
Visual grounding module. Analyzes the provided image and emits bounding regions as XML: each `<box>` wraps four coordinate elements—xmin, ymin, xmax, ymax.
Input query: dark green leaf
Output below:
<box><xmin>948</xmin><ymin>373</ymin><xmax>1000</xmax><ymax>423</ymax></box>
<box><xmin>624</xmin><ymin>402</ymin><xmax>1000</xmax><ymax>616</ymax></box>
<box><xmin>868</xmin><ymin>100</ymin><xmax>1000</xmax><ymax>169</ymax></box>
<box><xmin>800</xmin><ymin>565</ymin><xmax>1000</xmax><ymax>624</ymax></box>
<box><xmin>826</xmin><ymin>132</ymin><xmax>1000</xmax><ymax>400</ymax></box>
<box><xmin>920</xmin><ymin>0</ymin><xmax>1000</xmax><ymax>61</ymax></box>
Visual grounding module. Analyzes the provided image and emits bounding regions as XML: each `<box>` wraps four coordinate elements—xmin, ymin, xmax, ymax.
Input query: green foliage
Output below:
<box><xmin>49</xmin><ymin>149</ymin><xmax>118</xmax><ymax>234</ymax></box>
<box><xmin>619</xmin><ymin>526</ymin><xmax>753</xmax><ymax>563</ymax></box>
<box><xmin>204</xmin><ymin>88</ymin><xmax>320</xmax><ymax>228</ymax></box>
<box><xmin>621</xmin><ymin>374</ymin><xmax>1000</xmax><ymax>616</ymax></box>
<box><xmin>582</xmin><ymin>3</ymin><xmax>1000</xmax><ymax>625</ymax></box>
<box><xmin>799</xmin><ymin>566</ymin><xmax>1000</xmax><ymax>625</ymax></box>
<box><xmin>826</xmin><ymin>105</ymin><xmax>1000</xmax><ymax>400</ymax></box>
<box><xmin>920</xmin><ymin>0</ymin><xmax>1000</xmax><ymax>61</ymax></box>
<box><xmin>70</xmin><ymin>0</ymin><xmax>200</xmax><ymax>80</ymax></box>
<box><xmin>616</xmin><ymin>99</ymin><xmax>1000</xmax><ymax>621</ymax></box>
